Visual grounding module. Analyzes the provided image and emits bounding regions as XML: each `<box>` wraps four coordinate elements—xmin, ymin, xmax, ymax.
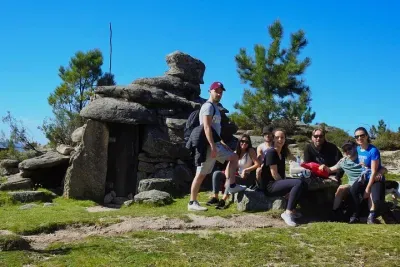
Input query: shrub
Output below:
<box><xmin>325</xmin><ymin>129</ymin><xmax>352</xmax><ymax>148</ymax></box>
<box><xmin>271</xmin><ymin>119</ymin><xmax>297</xmax><ymax>135</ymax></box>
<box><xmin>292</xmin><ymin>135</ymin><xmax>309</xmax><ymax>143</ymax></box>
<box><xmin>373</xmin><ymin>131</ymin><xmax>400</xmax><ymax>151</ymax></box>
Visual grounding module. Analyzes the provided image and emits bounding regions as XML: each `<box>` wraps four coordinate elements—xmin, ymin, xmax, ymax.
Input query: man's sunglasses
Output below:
<box><xmin>354</xmin><ymin>134</ymin><xmax>366</xmax><ymax>139</ymax></box>
<box><xmin>343</xmin><ymin>146</ymin><xmax>354</xmax><ymax>153</ymax></box>
<box><xmin>313</xmin><ymin>135</ymin><xmax>324</xmax><ymax>139</ymax></box>
<box><xmin>240</xmin><ymin>140</ymin><xmax>249</xmax><ymax>144</ymax></box>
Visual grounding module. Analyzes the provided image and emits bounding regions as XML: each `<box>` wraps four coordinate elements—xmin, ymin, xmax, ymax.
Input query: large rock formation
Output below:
<box><xmin>63</xmin><ymin>120</ymin><xmax>109</xmax><ymax>202</ymax></box>
<box><xmin>59</xmin><ymin>51</ymin><xmax>238</xmax><ymax>202</ymax></box>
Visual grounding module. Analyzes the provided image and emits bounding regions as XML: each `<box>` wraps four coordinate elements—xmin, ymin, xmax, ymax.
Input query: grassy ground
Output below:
<box><xmin>0</xmin><ymin>174</ymin><xmax>400</xmax><ymax>266</ymax></box>
<box><xmin>1</xmin><ymin>224</ymin><xmax>400</xmax><ymax>266</ymax></box>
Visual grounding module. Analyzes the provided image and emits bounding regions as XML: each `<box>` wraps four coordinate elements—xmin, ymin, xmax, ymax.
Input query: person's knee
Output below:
<box><xmin>228</xmin><ymin>153</ymin><xmax>239</xmax><ymax>163</ymax></box>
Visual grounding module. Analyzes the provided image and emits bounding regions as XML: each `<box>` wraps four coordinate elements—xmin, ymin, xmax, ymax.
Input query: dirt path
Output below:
<box><xmin>23</xmin><ymin>214</ymin><xmax>286</xmax><ymax>250</ymax></box>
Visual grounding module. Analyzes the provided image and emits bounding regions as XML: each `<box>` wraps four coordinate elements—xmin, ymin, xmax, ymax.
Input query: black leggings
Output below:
<box><xmin>350</xmin><ymin>180</ymin><xmax>385</xmax><ymax>216</ymax></box>
<box><xmin>266</xmin><ymin>178</ymin><xmax>307</xmax><ymax>210</ymax></box>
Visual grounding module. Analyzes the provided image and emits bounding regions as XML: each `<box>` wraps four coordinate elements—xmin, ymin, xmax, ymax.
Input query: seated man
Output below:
<box><xmin>303</xmin><ymin>128</ymin><xmax>344</xmax><ymax>182</ymax></box>
<box><xmin>256</xmin><ymin>126</ymin><xmax>274</xmax><ymax>182</ymax></box>
<box><xmin>321</xmin><ymin>140</ymin><xmax>388</xmax><ymax>221</ymax></box>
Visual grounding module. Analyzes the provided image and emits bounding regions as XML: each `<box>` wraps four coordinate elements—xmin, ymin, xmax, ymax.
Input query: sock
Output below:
<box><xmin>369</xmin><ymin>211</ymin><xmax>376</xmax><ymax>218</ymax></box>
<box><xmin>230</xmin><ymin>183</ymin><xmax>237</xmax><ymax>188</ymax></box>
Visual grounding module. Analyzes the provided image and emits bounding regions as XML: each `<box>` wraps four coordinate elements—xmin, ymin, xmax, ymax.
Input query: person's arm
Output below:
<box><xmin>256</xmin><ymin>145</ymin><xmax>263</xmax><ymax>163</ymax></box>
<box><xmin>241</xmin><ymin>148</ymin><xmax>261</xmax><ymax>178</ymax></box>
<box><xmin>203</xmin><ymin>114</ymin><xmax>216</xmax><ymax>158</ymax></box>
<box><xmin>320</xmin><ymin>157</ymin><xmax>344</xmax><ymax>173</ymax></box>
<box><xmin>270</xmin><ymin>164</ymin><xmax>282</xmax><ymax>181</ymax></box>
<box><xmin>365</xmin><ymin>148</ymin><xmax>381</xmax><ymax>195</ymax></box>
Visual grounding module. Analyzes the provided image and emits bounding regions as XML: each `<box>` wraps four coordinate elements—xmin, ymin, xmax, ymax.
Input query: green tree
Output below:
<box><xmin>369</xmin><ymin>119</ymin><xmax>388</xmax><ymax>138</ymax></box>
<box><xmin>231</xmin><ymin>20</ymin><xmax>315</xmax><ymax>130</ymax></box>
<box><xmin>41</xmin><ymin>49</ymin><xmax>115</xmax><ymax>146</ymax></box>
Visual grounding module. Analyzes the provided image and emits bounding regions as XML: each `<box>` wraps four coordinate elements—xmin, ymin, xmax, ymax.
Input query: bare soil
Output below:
<box><xmin>23</xmin><ymin>213</ymin><xmax>286</xmax><ymax>250</ymax></box>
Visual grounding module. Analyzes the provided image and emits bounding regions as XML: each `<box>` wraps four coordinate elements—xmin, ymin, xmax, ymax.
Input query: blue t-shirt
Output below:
<box><xmin>357</xmin><ymin>144</ymin><xmax>383</xmax><ymax>181</ymax></box>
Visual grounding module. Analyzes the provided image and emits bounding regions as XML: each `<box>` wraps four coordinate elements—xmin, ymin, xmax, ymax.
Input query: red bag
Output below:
<box><xmin>300</xmin><ymin>162</ymin><xmax>330</xmax><ymax>178</ymax></box>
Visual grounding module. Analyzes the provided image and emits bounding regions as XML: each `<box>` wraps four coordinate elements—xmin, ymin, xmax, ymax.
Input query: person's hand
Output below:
<box><xmin>375</xmin><ymin>173</ymin><xmax>383</xmax><ymax>182</ymax></box>
<box><xmin>240</xmin><ymin>169</ymin><xmax>249</xmax><ymax>179</ymax></box>
<box><xmin>210</xmin><ymin>145</ymin><xmax>217</xmax><ymax>159</ymax></box>
<box><xmin>318</xmin><ymin>164</ymin><xmax>326</xmax><ymax>171</ymax></box>
<box><xmin>363</xmin><ymin>187</ymin><xmax>371</xmax><ymax>199</ymax></box>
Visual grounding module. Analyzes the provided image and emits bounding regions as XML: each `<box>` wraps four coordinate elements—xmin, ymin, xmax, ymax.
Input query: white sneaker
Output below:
<box><xmin>228</xmin><ymin>184</ymin><xmax>246</xmax><ymax>194</ymax></box>
<box><xmin>281</xmin><ymin>212</ymin><xmax>297</xmax><ymax>227</ymax></box>
<box><xmin>188</xmin><ymin>201</ymin><xmax>208</xmax><ymax>211</ymax></box>
<box><xmin>292</xmin><ymin>211</ymin><xmax>303</xmax><ymax>219</ymax></box>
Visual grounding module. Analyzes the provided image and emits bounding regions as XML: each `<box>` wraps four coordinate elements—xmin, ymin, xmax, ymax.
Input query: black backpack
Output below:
<box><xmin>184</xmin><ymin>101</ymin><xmax>216</xmax><ymax>142</ymax></box>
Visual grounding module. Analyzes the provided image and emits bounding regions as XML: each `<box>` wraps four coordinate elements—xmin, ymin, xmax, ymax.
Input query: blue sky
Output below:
<box><xmin>1</xmin><ymin>0</ymin><xmax>399</xmax><ymax>145</ymax></box>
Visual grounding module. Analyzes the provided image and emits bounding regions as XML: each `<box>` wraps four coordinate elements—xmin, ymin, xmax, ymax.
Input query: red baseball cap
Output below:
<box><xmin>210</xmin><ymin>81</ymin><xmax>226</xmax><ymax>91</ymax></box>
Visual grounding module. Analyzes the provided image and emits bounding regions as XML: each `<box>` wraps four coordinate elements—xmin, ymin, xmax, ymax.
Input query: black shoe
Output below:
<box><xmin>349</xmin><ymin>215</ymin><xmax>360</xmax><ymax>224</ymax></box>
<box><xmin>206</xmin><ymin>197</ymin><xmax>219</xmax><ymax>206</ymax></box>
<box><xmin>215</xmin><ymin>199</ymin><xmax>226</xmax><ymax>209</ymax></box>
<box><xmin>329</xmin><ymin>209</ymin><xmax>341</xmax><ymax>222</ymax></box>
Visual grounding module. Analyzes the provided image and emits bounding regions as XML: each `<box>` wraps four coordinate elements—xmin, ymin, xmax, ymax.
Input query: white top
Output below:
<box><xmin>238</xmin><ymin>152</ymin><xmax>253</xmax><ymax>174</ymax></box>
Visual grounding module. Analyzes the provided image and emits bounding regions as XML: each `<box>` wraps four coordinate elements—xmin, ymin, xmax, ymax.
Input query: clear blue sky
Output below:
<box><xmin>1</xmin><ymin>0</ymin><xmax>399</xmax><ymax>145</ymax></box>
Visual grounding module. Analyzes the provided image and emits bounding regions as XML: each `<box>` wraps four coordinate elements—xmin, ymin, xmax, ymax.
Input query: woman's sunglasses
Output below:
<box><xmin>354</xmin><ymin>134</ymin><xmax>366</xmax><ymax>139</ymax></box>
<box><xmin>240</xmin><ymin>140</ymin><xmax>249</xmax><ymax>144</ymax></box>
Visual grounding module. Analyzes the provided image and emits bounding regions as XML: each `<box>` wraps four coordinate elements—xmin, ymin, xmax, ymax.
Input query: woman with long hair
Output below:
<box><xmin>260</xmin><ymin>128</ymin><xmax>308</xmax><ymax>226</ymax></box>
<box><xmin>207</xmin><ymin>134</ymin><xmax>260</xmax><ymax>209</ymax></box>
<box><xmin>349</xmin><ymin>127</ymin><xmax>385</xmax><ymax>224</ymax></box>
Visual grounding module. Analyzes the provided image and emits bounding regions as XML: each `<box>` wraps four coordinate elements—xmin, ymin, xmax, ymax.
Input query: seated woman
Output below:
<box><xmin>349</xmin><ymin>127</ymin><xmax>386</xmax><ymax>224</ymax></box>
<box><xmin>260</xmin><ymin>128</ymin><xmax>308</xmax><ymax>227</ymax></box>
<box><xmin>206</xmin><ymin>134</ymin><xmax>260</xmax><ymax>209</ymax></box>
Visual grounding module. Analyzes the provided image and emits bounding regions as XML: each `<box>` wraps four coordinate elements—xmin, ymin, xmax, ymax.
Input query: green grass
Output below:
<box><xmin>1</xmin><ymin>224</ymin><xmax>400</xmax><ymax>266</ymax></box>
<box><xmin>386</xmin><ymin>173</ymin><xmax>400</xmax><ymax>182</ymax></box>
<box><xmin>0</xmin><ymin>192</ymin><xmax>246</xmax><ymax>235</ymax></box>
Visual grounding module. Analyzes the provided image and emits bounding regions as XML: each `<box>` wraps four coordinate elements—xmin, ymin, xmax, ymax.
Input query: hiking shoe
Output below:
<box><xmin>367</xmin><ymin>213</ymin><xmax>377</xmax><ymax>224</ymax></box>
<box><xmin>228</xmin><ymin>184</ymin><xmax>246</xmax><ymax>194</ymax></box>
<box><xmin>329</xmin><ymin>209</ymin><xmax>342</xmax><ymax>222</ymax></box>
<box><xmin>206</xmin><ymin>197</ymin><xmax>219</xmax><ymax>206</ymax></box>
<box><xmin>215</xmin><ymin>199</ymin><xmax>226</xmax><ymax>209</ymax></box>
<box><xmin>188</xmin><ymin>201</ymin><xmax>208</xmax><ymax>211</ymax></box>
<box><xmin>281</xmin><ymin>212</ymin><xmax>297</xmax><ymax>227</ymax></box>
<box><xmin>349</xmin><ymin>215</ymin><xmax>359</xmax><ymax>224</ymax></box>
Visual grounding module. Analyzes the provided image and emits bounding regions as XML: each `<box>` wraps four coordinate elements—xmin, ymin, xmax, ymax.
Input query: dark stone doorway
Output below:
<box><xmin>106</xmin><ymin>123</ymin><xmax>140</xmax><ymax>197</ymax></box>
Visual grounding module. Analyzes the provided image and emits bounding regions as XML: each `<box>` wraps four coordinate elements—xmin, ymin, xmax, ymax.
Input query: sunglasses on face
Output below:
<box><xmin>343</xmin><ymin>146</ymin><xmax>353</xmax><ymax>153</ymax></box>
<box><xmin>354</xmin><ymin>134</ymin><xmax>366</xmax><ymax>139</ymax></box>
<box><xmin>240</xmin><ymin>140</ymin><xmax>249</xmax><ymax>144</ymax></box>
<box><xmin>313</xmin><ymin>135</ymin><xmax>324</xmax><ymax>139</ymax></box>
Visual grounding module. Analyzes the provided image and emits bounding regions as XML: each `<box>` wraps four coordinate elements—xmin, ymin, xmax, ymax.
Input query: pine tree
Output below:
<box><xmin>231</xmin><ymin>20</ymin><xmax>315</xmax><ymax>131</ymax></box>
<box><xmin>40</xmin><ymin>49</ymin><xmax>114</xmax><ymax>146</ymax></box>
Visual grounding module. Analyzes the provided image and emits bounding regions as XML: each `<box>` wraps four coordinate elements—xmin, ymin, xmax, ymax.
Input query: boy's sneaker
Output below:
<box><xmin>367</xmin><ymin>213</ymin><xmax>377</xmax><ymax>224</ymax></box>
<box><xmin>188</xmin><ymin>201</ymin><xmax>208</xmax><ymax>211</ymax></box>
<box><xmin>281</xmin><ymin>212</ymin><xmax>297</xmax><ymax>227</ymax></box>
<box><xmin>228</xmin><ymin>184</ymin><xmax>246</xmax><ymax>194</ymax></box>
<box><xmin>215</xmin><ymin>199</ymin><xmax>226</xmax><ymax>210</ymax></box>
<box><xmin>206</xmin><ymin>197</ymin><xmax>219</xmax><ymax>206</ymax></box>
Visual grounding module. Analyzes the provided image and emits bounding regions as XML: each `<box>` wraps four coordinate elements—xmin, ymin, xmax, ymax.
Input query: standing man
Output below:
<box><xmin>188</xmin><ymin>82</ymin><xmax>246</xmax><ymax>211</ymax></box>
<box><xmin>256</xmin><ymin>126</ymin><xmax>274</xmax><ymax>182</ymax></box>
<box><xmin>303</xmin><ymin>128</ymin><xmax>344</xmax><ymax>182</ymax></box>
